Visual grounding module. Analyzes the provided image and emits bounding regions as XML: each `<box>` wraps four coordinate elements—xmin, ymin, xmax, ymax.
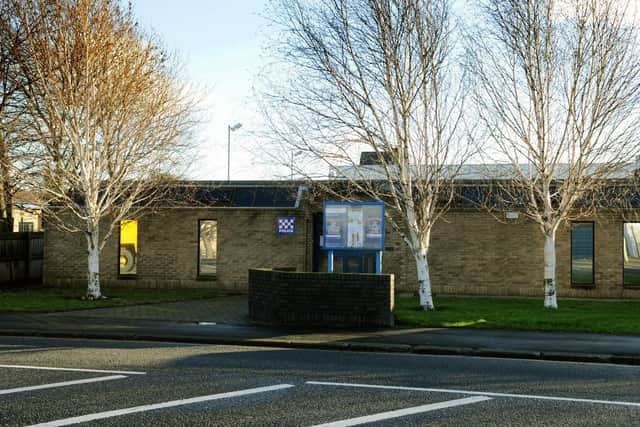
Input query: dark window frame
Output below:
<box><xmin>570</xmin><ymin>221</ymin><xmax>595</xmax><ymax>287</ymax></box>
<box><xmin>118</xmin><ymin>220</ymin><xmax>138</xmax><ymax>279</ymax></box>
<box><xmin>19</xmin><ymin>221</ymin><xmax>34</xmax><ymax>232</ymax></box>
<box><xmin>197</xmin><ymin>219</ymin><xmax>218</xmax><ymax>279</ymax></box>
<box><xmin>623</xmin><ymin>222</ymin><xmax>640</xmax><ymax>288</ymax></box>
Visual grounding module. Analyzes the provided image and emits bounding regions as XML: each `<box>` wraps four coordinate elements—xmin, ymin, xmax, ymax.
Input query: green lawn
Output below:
<box><xmin>0</xmin><ymin>287</ymin><xmax>225</xmax><ymax>312</ymax></box>
<box><xmin>395</xmin><ymin>296</ymin><xmax>640</xmax><ymax>335</ymax></box>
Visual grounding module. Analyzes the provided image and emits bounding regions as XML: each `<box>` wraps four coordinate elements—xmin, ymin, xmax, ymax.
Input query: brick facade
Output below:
<box><xmin>44</xmin><ymin>207</ymin><xmax>312</xmax><ymax>290</ymax></box>
<box><xmin>384</xmin><ymin>210</ymin><xmax>640</xmax><ymax>299</ymax></box>
<box><xmin>43</xmin><ymin>201</ymin><xmax>640</xmax><ymax>299</ymax></box>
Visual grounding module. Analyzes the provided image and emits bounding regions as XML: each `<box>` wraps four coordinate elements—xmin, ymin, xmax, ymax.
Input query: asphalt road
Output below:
<box><xmin>1</xmin><ymin>336</ymin><xmax>639</xmax><ymax>426</ymax></box>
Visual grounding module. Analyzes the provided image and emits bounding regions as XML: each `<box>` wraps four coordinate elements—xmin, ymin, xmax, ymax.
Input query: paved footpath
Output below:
<box><xmin>0</xmin><ymin>295</ymin><xmax>639</xmax><ymax>366</ymax></box>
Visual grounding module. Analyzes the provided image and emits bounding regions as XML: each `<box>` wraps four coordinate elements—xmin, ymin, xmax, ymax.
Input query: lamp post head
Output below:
<box><xmin>229</xmin><ymin>123</ymin><xmax>242</xmax><ymax>132</ymax></box>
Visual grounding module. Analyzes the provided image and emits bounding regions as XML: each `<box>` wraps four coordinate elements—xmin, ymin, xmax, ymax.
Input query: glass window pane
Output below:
<box><xmin>19</xmin><ymin>222</ymin><xmax>34</xmax><ymax>232</ymax></box>
<box><xmin>199</xmin><ymin>220</ymin><xmax>217</xmax><ymax>275</ymax></box>
<box><xmin>119</xmin><ymin>220</ymin><xmax>138</xmax><ymax>275</ymax></box>
<box><xmin>624</xmin><ymin>223</ymin><xmax>640</xmax><ymax>286</ymax></box>
<box><xmin>571</xmin><ymin>223</ymin><xmax>594</xmax><ymax>285</ymax></box>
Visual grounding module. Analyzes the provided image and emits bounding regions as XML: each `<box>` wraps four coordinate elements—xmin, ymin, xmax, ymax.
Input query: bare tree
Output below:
<box><xmin>0</xmin><ymin>0</ymin><xmax>33</xmax><ymax>231</ymax></box>
<box><xmin>262</xmin><ymin>0</ymin><xmax>471</xmax><ymax>310</ymax></box>
<box><xmin>9</xmin><ymin>0</ymin><xmax>197</xmax><ymax>298</ymax></box>
<box><xmin>471</xmin><ymin>0</ymin><xmax>640</xmax><ymax>308</ymax></box>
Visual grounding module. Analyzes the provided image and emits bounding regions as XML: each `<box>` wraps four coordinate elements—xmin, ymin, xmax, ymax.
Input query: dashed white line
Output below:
<box><xmin>307</xmin><ymin>381</ymin><xmax>640</xmax><ymax>408</ymax></box>
<box><xmin>0</xmin><ymin>364</ymin><xmax>146</xmax><ymax>375</ymax></box>
<box><xmin>28</xmin><ymin>383</ymin><xmax>295</xmax><ymax>427</ymax></box>
<box><xmin>311</xmin><ymin>396</ymin><xmax>492</xmax><ymax>426</ymax></box>
<box><xmin>0</xmin><ymin>375</ymin><xmax>127</xmax><ymax>396</ymax></box>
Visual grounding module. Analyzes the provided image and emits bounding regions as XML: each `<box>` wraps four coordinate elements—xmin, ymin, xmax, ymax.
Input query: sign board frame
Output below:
<box><xmin>322</xmin><ymin>201</ymin><xmax>385</xmax><ymax>251</ymax></box>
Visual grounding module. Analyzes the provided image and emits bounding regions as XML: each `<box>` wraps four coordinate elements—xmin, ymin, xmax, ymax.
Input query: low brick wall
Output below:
<box><xmin>248</xmin><ymin>269</ymin><xmax>394</xmax><ymax>328</ymax></box>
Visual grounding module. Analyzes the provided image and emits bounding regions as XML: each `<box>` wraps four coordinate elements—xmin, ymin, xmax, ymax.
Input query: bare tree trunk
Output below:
<box><xmin>0</xmin><ymin>135</ymin><xmax>11</xmax><ymax>231</ymax></box>
<box><xmin>416</xmin><ymin>246</ymin><xmax>435</xmax><ymax>310</ymax></box>
<box><xmin>0</xmin><ymin>180</ymin><xmax>8</xmax><ymax>232</ymax></box>
<box><xmin>86</xmin><ymin>225</ymin><xmax>102</xmax><ymax>300</ymax></box>
<box><xmin>543</xmin><ymin>230</ymin><xmax>558</xmax><ymax>309</ymax></box>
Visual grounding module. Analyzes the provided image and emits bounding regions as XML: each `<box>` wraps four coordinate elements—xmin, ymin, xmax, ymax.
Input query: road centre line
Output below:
<box><xmin>0</xmin><ymin>364</ymin><xmax>146</xmax><ymax>375</ymax></box>
<box><xmin>312</xmin><ymin>396</ymin><xmax>492</xmax><ymax>427</ymax></box>
<box><xmin>0</xmin><ymin>375</ymin><xmax>127</xmax><ymax>396</ymax></box>
<box><xmin>307</xmin><ymin>381</ymin><xmax>640</xmax><ymax>408</ymax></box>
<box><xmin>28</xmin><ymin>384</ymin><xmax>295</xmax><ymax>427</ymax></box>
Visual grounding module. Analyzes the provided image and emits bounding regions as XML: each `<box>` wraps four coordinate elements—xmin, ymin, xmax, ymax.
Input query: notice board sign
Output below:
<box><xmin>322</xmin><ymin>201</ymin><xmax>384</xmax><ymax>250</ymax></box>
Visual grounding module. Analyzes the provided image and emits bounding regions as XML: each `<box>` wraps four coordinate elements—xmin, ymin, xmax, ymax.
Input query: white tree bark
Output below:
<box><xmin>86</xmin><ymin>226</ymin><xmax>102</xmax><ymax>300</ymax></box>
<box><xmin>543</xmin><ymin>230</ymin><xmax>558</xmax><ymax>309</ymax></box>
<box><xmin>416</xmin><ymin>247</ymin><xmax>435</xmax><ymax>311</ymax></box>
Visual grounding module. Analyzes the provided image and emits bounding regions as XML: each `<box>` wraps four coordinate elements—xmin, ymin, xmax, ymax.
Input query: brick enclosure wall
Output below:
<box><xmin>248</xmin><ymin>269</ymin><xmax>394</xmax><ymax>327</ymax></box>
<box><xmin>44</xmin><ymin>208</ymin><xmax>312</xmax><ymax>290</ymax></box>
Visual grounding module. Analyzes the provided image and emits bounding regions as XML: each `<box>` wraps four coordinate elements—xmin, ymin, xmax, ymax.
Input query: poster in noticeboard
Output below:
<box><xmin>322</xmin><ymin>201</ymin><xmax>384</xmax><ymax>250</ymax></box>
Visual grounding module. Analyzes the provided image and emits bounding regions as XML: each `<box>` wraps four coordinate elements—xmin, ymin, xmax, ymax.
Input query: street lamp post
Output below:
<box><xmin>290</xmin><ymin>150</ymin><xmax>303</xmax><ymax>180</ymax></box>
<box><xmin>227</xmin><ymin>123</ymin><xmax>242</xmax><ymax>182</ymax></box>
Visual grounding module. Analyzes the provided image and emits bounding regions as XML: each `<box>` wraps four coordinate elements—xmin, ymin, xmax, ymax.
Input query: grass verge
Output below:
<box><xmin>395</xmin><ymin>296</ymin><xmax>640</xmax><ymax>335</ymax></box>
<box><xmin>0</xmin><ymin>287</ymin><xmax>226</xmax><ymax>312</ymax></box>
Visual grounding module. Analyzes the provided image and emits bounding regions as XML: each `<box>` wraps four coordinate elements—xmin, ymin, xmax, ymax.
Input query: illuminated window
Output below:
<box><xmin>624</xmin><ymin>223</ymin><xmax>640</xmax><ymax>286</ymax></box>
<box><xmin>119</xmin><ymin>220</ymin><xmax>138</xmax><ymax>276</ymax></box>
<box><xmin>571</xmin><ymin>222</ymin><xmax>594</xmax><ymax>285</ymax></box>
<box><xmin>198</xmin><ymin>220</ymin><xmax>217</xmax><ymax>276</ymax></box>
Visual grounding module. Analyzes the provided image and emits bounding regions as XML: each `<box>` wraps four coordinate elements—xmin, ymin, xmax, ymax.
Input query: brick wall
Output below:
<box><xmin>248</xmin><ymin>269</ymin><xmax>394</xmax><ymax>327</ymax></box>
<box><xmin>44</xmin><ymin>203</ymin><xmax>640</xmax><ymax>300</ymax></box>
<box><xmin>383</xmin><ymin>210</ymin><xmax>640</xmax><ymax>299</ymax></box>
<box><xmin>44</xmin><ymin>208</ymin><xmax>312</xmax><ymax>290</ymax></box>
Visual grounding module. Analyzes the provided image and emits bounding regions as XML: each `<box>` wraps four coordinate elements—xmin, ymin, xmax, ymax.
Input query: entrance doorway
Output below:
<box><xmin>312</xmin><ymin>213</ymin><xmax>377</xmax><ymax>273</ymax></box>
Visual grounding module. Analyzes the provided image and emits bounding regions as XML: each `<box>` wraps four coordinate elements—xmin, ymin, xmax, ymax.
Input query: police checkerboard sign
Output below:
<box><xmin>277</xmin><ymin>216</ymin><xmax>296</xmax><ymax>235</ymax></box>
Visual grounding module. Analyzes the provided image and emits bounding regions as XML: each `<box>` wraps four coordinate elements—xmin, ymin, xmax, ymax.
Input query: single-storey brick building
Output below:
<box><xmin>43</xmin><ymin>175</ymin><xmax>640</xmax><ymax>299</ymax></box>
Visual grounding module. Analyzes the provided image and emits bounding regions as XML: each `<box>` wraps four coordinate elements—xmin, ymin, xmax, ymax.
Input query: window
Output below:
<box><xmin>624</xmin><ymin>223</ymin><xmax>640</xmax><ymax>286</ymax></box>
<box><xmin>571</xmin><ymin>222</ymin><xmax>594</xmax><ymax>285</ymax></box>
<box><xmin>19</xmin><ymin>221</ymin><xmax>34</xmax><ymax>232</ymax></box>
<box><xmin>119</xmin><ymin>220</ymin><xmax>138</xmax><ymax>276</ymax></box>
<box><xmin>198</xmin><ymin>220</ymin><xmax>217</xmax><ymax>276</ymax></box>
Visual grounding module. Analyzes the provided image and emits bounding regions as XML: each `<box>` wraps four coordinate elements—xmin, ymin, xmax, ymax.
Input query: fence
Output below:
<box><xmin>0</xmin><ymin>232</ymin><xmax>44</xmax><ymax>285</ymax></box>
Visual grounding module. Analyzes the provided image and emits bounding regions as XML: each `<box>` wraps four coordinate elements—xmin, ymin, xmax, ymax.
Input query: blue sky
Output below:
<box><xmin>129</xmin><ymin>1</ymin><xmax>639</xmax><ymax>180</ymax></box>
<box><xmin>131</xmin><ymin>0</ymin><xmax>273</xmax><ymax>180</ymax></box>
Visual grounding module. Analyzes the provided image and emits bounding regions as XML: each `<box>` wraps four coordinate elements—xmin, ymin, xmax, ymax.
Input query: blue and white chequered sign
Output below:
<box><xmin>277</xmin><ymin>216</ymin><xmax>296</xmax><ymax>235</ymax></box>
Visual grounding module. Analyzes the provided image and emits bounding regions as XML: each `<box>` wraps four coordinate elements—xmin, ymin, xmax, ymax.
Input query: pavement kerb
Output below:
<box><xmin>1</xmin><ymin>328</ymin><xmax>639</xmax><ymax>367</ymax></box>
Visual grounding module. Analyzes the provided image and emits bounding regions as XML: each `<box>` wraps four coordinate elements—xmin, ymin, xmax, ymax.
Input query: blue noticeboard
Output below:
<box><xmin>322</xmin><ymin>201</ymin><xmax>385</xmax><ymax>274</ymax></box>
<box><xmin>322</xmin><ymin>201</ymin><xmax>385</xmax><ymax>251</ymax></box>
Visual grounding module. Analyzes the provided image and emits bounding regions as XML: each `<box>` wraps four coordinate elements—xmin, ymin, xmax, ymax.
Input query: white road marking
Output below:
<box><xmin>307</xmin><ymin>381</ymin><xmax>640</xmax><ymax>408</ymax></box>
<box><xmin>0</xmin><ymin>347</ymin><xmax>65</xmax><ymax>354</ymax></box>
<box><xmin>0</xmin><ymin>375</ymin><xmax>127</xmax><ymax>396</ymax></box>
<box><xmin>0</xmin><ymin>364</ymin><xmax>146</xmax><ymax>375</ymax></box>
<box><xmin>311</xmin><ymin>396</ymin><xmax>492</xmax><ymax>426</ymax></box>
<box><xmin>29</xmin><ymin>384</ymin><xmax>295</xmax><ymax>427</ymax></box>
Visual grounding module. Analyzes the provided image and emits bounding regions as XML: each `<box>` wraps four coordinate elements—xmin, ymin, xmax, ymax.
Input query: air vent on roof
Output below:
<box><xmin>359</xmin><ymin>151</ymin><xmax>395</xmax><ymax>166</ymax></box>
